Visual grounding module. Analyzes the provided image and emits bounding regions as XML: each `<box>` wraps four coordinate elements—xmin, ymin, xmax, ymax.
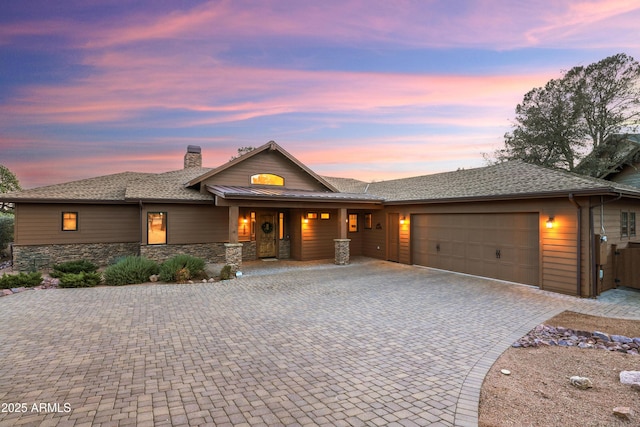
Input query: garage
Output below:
<box><xmin>411</xmin><ymin>213</ymin><xmax>540</xmax><ymax>286</ymax></box>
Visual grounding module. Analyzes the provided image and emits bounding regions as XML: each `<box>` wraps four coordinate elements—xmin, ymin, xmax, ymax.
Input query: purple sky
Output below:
<box><xmin>1</xmin><ymin>0</ymin><xmax>639</xmax><ymax>188</ymax></box>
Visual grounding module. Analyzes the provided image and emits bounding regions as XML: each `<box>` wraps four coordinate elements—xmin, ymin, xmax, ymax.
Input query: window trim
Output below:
<box><xmin>61</xmin><ymin>212</ymin><xmax>78</xmax><ymax>231</ymax></box>
<box><xmin>631</xmin><ymin>212</ymin><xmax>636</xmax><ymax>237</ymax></box>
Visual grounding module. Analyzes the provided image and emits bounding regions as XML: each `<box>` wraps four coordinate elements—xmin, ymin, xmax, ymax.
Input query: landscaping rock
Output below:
<box><xmin>611</xmin><ymin>334</ymin><xmax>633</xmax><ymax>344</ymax></box>
<box><xmin>619</xmin><ymin>371</ymin><xmax>640</xmax><ymax>385</ymax></box>
<box><xmin>513</xmin><ymin>324</ymin><xmax>640</xmax><ymax>356</ymax></box>
<box><xmin>613</xmin><ymin>406</ymin><xmax>633</xmax><ymax>420</ymax></box>
<box><xmin>149</xmin><ymin>274</ymin><xmax>159</xmax><ymax>282</ymax></box>
<box><xmin>569</xmin><ymin>376</ymin><xmax>593</xmax><ymax>389</ymax></box>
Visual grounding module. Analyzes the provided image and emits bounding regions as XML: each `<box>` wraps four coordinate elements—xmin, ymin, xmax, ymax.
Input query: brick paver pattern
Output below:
<box><xmin>1</xmin><ymin>259</ymin><xmax>639</xmax><ymax>427</ymax></box>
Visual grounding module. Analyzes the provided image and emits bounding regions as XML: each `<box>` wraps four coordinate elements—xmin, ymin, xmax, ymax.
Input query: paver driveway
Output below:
<box><xmin>1</xmin><ymin>258</ymin><xmax>639</xmax><ymax>427</ymax></box>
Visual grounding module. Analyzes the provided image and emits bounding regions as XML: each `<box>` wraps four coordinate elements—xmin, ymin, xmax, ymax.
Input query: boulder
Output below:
<box><xmin>613</xmin><ymin>406</ymin><xmax>633</xmax><ymax>420</ymax></box>
<box><xmin>619</xmin><ymin>371</ymin><xmax>640</xmax><ymax>385</ymax></box>
<box><xmin>569</xmin><ymin>376</ymin><xmax>593</xmax><ymax>389</ymax></box>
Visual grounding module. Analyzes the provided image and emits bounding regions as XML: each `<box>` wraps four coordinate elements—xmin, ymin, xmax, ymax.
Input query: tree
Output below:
<box><xmin>491</xmin><ymin>53</ymin><xmax>640</xmax><ymax>172</ymax></box>
<box><xmin>230</xmin><ymin>146</ymin><xmax>256</xmax><ymax>161</ymax></box>
<box><xmin>494</xmin><ymin>78</ymin><xmax>586</xmax><ymax>171</ymax></box>
<box><xmin>0</xmin><ymin>165</ymin><xmax>21</xmax><ymax>213</ymax></box>
<box><xmin>566</xmin><ymin>53</ymin><xmax>640</xmax><ymax>149</ymax></box>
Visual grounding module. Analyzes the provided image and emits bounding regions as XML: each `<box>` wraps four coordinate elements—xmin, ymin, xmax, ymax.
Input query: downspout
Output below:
<box><xmin>139</xmin><ymin>200</ymin><xmax>143</xmax><ymax>256</ymax></box>
<box><xmin>568</xmin><ymin>194</ymin><xmax>582</xmax><ymax>297</ymax></box>
<box><xmin>588</xmin><ymin>193</ymin><xmax>623</xmax><ymax>298</ymax></box>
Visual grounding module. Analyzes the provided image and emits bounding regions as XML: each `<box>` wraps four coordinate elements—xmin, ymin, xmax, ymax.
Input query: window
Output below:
<box><xmin>306</xmin><ymin>212</ymin><xmax>318</xmax><ymax>220</ymax></box>
<box><xmin>62</xmin><ymin>212</ymin><xmax>78</xmax><ymax>231</ymax></box>
<box><xmin>320</xmin><ymin>212</ymin><xmax>330</xmax><ymax>220</ymax></box>
<box><xmin>621</xmin><ymin>211</ymin><xmax>637</xmax><ymax>238</ymax></box>
<box><xmin>148</xmin><ymin>212</ymin><xmax>167</xmax><ymax>245</ymax></box>
<box><xmin>279</xmin><ymin>212</ymin><xmax>285</xmax><ymax>240</ymax></box>
<box><xmin>251</xmin><ymin>211</ymin><xmax>256</xmax><ymax>239</ymax></box>
<box><xmin>250</xmin><ymin>173</ymin><xmax>284</xmax><ymax>186</ymax></box>
<box><xmin>364</xmin><ymin>213</ymin><xmax>372</xmax><ymax>229</ymax></box>
<box><xmin>348</xmin><ymin>213</ymin><xmax>358</xmax><ymax>232</ymax></box>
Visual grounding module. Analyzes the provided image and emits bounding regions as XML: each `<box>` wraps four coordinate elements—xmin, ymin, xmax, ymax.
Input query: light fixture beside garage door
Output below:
<box><xmin>546</xmin><ymin>216</ymin><xmax>555</xmax><ymax>229</ymax></box>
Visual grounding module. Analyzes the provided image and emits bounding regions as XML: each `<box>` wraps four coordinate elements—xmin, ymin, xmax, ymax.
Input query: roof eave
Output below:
<box><xmin>382</xmin><ymin>187</ymin><xmax>640</xmax><ymax>205</ymax></box>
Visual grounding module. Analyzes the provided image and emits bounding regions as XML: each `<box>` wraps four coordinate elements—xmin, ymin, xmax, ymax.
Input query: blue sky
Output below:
<box><xmin>1</xmin><ymin>0</ymin><xmax>639</xmax><ymax>188</ymax></box>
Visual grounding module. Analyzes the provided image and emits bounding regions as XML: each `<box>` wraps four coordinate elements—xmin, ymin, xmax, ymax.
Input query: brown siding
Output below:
<box><xmin>379</xmin><ymin>199</ymin><xmax>581</xmax><ymax>295</ymax></box>
<box><xmin>361</xmin><ymin>210</ymin><xmax>386</xmax><ymax>259</ymax></box>
<box><xmin>290</xmin><ymin>209</ymin><xmax>303</xmax><ymax>260</ymax></box>
<box><xmin>347</xmin><ymin>211</ymin><xmax>363</xmax><ymax>256</ymax></box>
<box><xmin>299</xmin><ymin>209</ymin><xmax>339</xmax><ymax>260</ymax></box>
<box><xmin>141</xmin><ymin>204</ymin><xmax>228</xmax><ymax>245</ymax></box>
<box><xmin>591</xmin><ymin>198</ymin><xmax>640</xmax><ymax>294</ymax></box>
<box><xmin>14</xmin><ymin>203</ymin><xmax>139</xmax><ymax>245</ymax></box>
<box><xmin>203</xmin><ymin>150</ymin><xmax>328</xmax><ymax>191</ymax></box>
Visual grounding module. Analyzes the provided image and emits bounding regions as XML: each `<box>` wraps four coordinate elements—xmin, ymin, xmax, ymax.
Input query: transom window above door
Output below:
<box><xmin>250</xmin><ymin>173</ymin><xmax>284</xmax><ymax>186</ymax></box>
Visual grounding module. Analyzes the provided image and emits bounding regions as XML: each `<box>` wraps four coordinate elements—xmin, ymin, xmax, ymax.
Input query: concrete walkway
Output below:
<box><xmin>1</xmin><ymin>258</ymin><xmax>639</xmax><ymax>427</ymax></box>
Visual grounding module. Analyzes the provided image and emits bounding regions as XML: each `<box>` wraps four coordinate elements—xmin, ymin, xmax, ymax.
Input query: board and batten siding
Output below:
<box><xmin>141</xmin><ymin>204</ymin><xmax>228</xmax><ymax>245</ymax></box>
<box><xmin>14</xmin><ymin>203</ymin><xmax>139</xmax><ymax>245</ymax></box>
<box><xmin>360</xmin><ymin>210</ymin><xmax>386</xmax><ymax>259</ymax></box>
<box><xmin>381</xmin><ymin>198</ymin><xmax>582</xmax><ymax>295</ymax></box>
<box><xmin>202</xmin><ymin>150</ymin><xmax>329</xmax><ymax>191</ymax></box>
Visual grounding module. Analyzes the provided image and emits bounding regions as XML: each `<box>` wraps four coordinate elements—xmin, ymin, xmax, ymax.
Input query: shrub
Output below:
<box><xmin>0</xmin><ymin>272</ymin><xmax>42</xmax><ymax>289</ymax></box>
<box><xmin>159</xmin><ymin>254</ymin><xmax>206</xmax><ymax>282</ymax></box>
<box><xmin>0</xmin><ymin>215</ymin><xmax>14</xmax><ymax>253</ymax></box>
<box><xmin>58</xmin><ymin>272</ymin><xmax>102</xmax><ymax>288</ymax></box>
<box><xmin>219</xmin><ymin>265</ymin><xmax>233</xmax><ymax>280</ymax></box>
<box><xmin>103</xmin><ymin>256</ymin><xmax>159</xmax><ymax>286</ymax></box>
<box><xmin>51</xmin><ymin>260</ymin><xmax>98</xmax><ymax>277</ymax></box>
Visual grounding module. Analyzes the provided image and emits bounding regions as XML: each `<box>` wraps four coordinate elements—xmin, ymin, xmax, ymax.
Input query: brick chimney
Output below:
<box><xmin>184</xmin><ymin>145</ymin><xmax>202</xmax><ymax>168</ymax></box>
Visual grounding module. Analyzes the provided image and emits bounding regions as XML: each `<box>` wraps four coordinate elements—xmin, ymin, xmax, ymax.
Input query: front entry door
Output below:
<box><xmin>257</xmin><ymin>213</ymin><xmax>277</xmax><ymax>258</ymax></box>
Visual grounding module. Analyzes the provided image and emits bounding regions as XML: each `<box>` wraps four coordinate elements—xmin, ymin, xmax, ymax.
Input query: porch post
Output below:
<box><xmin>228</xmin><ymin>206</ymin><xmax>239</xmax><ymax>243</ymax></box>
<box><xmin>224</xmin><ymin>243</ymin><xmax>243</xmax><ymax>275</ymax></box>
<box><xmin>335</xmin><ymin>208</ymin><xmax>350</xmax><ymax>265</ymax></box>
<box><xmin>334</xmin><ymin>239</ymin><xmax>351</xmax><ymax>265</ymax></box>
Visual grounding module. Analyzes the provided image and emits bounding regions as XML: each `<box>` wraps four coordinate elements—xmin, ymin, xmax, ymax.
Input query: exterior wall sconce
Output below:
<box><xmin>303</xmin><ymin>217</ymin><xmax>309</xmax><ymax>224</ymax></box>
<box><xmin>400</xmin><ymin>216</ymin><xmax>406</xmax><ymax>225</ymax></box>
<box><xmin>546</xmin><ymin>216</ymin><xmax>554</xmax><ymax>229</ymax></box>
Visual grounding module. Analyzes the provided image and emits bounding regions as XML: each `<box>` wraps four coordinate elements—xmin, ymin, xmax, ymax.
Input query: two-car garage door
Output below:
<box><xmin>411</xmin><ymin>213</ymin><xmax>539</xmax><ymax>286</ymax></box>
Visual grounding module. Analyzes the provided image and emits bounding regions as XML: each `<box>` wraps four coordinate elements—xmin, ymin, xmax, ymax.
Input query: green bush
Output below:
<box><xmin>0</xmin><ymin>272</ymin><xmax>42</xmax><ymax>289</ymax></box>
<box><xmin>103</xmin><ymin>256</ymin><xmax>159</xmax><ymax>286</ymax></box>
<box><xmin>159</xmin><ymin>254</ymin><xmax>206</xmax><ymax>282</ymax></box>
<box><xmin>51</xmin><ymin>260</ymin><xmax>98</xmax><ymax>277</ymax></box>
<box><xmin>219</xmin><ymin>265</ymin><xmax>233</xmax><ymax>280</ymax></box>
<box><xmin>58</xmin><ymin>272</ymin><xmax>102</xmax><ymax>288</ymax></box>
<box><xmin>0</xmin><ymin>215</ymin><xmax>14</xmax><ymax>252</ymax></box>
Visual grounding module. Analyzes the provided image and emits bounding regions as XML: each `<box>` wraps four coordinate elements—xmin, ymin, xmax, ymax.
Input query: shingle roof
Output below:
<box><xmin>3</xmin><ymin>159</ymin><xmax>640</xmax><ymax>205</ymax></box>
<box><xmin>365</xmin><ymin>161</ymin><xmax>640</xmax><ymax>202</ymax></box>
<box><xmin>125</xmin><ymin>168</ymin><xmax>214</xmax><ymax>201</ymax></box>
<box><xmin>1</xmin><ymin>172</ymin><xmax>154</xmax><ymax>202</ymax></box>
<box><xmin>1</xmin><ymin>168</ymin><xmax>216</xmax><ymax>203</ymax></box>
<box><xmin>322</xmin><ymin>176</ymin><xmax>370</xmax><ymax>194</ymax></box>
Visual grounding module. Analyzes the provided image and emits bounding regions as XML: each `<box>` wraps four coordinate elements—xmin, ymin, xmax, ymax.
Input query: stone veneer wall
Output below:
<box><xmin>334</xmin><ymin>239</ymin><xmax>351</xmax><ymax>265</ymax></box>
<box><xmin>279</xmin><ymin>239</ymin><xmax>291</xmax><ymax>259</ymax></box>
<box><xmin>241</xmin><ymin>241</ymin><xmax>256</xmax><ymax>260</ymax></box>
<box><xmin>12</xmin><ymin>243</ymin><xmax>140</xmax><ymax>272</ymax></box>
<box><xmin>140</xmin><ymin>243</ymin><xmax>226</xmax><ymax>264</ymax></box>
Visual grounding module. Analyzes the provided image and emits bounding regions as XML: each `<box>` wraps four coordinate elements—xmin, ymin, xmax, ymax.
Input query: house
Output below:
<box><xmin>2</xmin><ymin>141</ymin><xmax>640</xmax><ymax>298</ymax></box>
<box><xmin>575</xmin><ymin>134</ymin><xmax>640</xmax><ymax>187</ymax></box>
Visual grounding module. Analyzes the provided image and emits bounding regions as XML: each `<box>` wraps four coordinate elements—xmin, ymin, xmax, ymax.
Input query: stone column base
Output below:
<box><xmin>224</xmin><ymin>243</ymin><xmax>243</xmax><ymax>275</ymax></box>
<box><xmin>334</xmin><ymin>239</ymin><xmax>351</xmax><ymax>265</ymax></box>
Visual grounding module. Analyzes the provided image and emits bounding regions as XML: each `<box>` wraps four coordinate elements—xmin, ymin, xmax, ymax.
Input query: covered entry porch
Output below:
<box><xmin>207</xmin><ymin>185</ymin><xmax>383</xmax><ymax>269</ymax></box>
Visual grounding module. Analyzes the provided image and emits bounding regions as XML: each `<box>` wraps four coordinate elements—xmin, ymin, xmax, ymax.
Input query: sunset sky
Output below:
<box><xmin>1</xmin><ymin>1</ymin><xmax>640</xmax><ymax>188</ymax></box>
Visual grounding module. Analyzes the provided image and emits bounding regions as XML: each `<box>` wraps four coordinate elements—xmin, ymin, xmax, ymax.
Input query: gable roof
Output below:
<box><xmin>186</xmin><ymin>141</ymin><xmax>339</xmax><ymax>192</ymax></box>
<box><xmin>364</xmin><ymin>160</ymin><xmax>640</xmax><ymax>203</ymax></box>
<box><xmin>3</xmin><ymin>148</ymin><xmax>640</xmax><ymax>205</ymax></box>
<box><xmin>575</xmin><ymin>134</ymin><xmax>640</xmax><ymax>178</ymax></box>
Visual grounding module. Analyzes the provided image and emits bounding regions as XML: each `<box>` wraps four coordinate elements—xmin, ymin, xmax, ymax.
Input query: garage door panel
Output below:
<box><xmin>412</xmin><ymin>213</ymin><xmax>539</xmax><ymax>286</ymax></box>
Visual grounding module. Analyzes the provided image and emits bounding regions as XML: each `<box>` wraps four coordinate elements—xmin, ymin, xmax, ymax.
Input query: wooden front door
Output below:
<box><xmin>257</xmin><ymin>213</ymin><xmax>277</xmax><ymax>258</ymax></box>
